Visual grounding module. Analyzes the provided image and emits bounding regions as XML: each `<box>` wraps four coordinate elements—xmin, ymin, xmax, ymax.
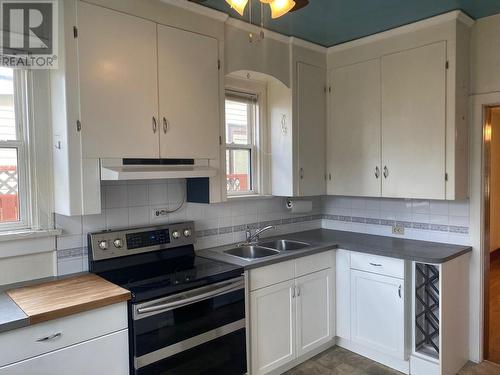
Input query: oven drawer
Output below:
<box><xmin>136</xmin><ymin>328</ymin><xmax>246</xmax><ymax>375</ymax></box>
<box><xmin>0</xmin><ymin>302</ymin><xmax>127</xmax><ymax>367</ymax></box>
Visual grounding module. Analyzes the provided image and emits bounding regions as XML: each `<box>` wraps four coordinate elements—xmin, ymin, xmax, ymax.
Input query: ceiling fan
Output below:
<box><xmin>189</xmin><ymin>0</ymin><xmax>309</xmax><ymax>18</ymax></box>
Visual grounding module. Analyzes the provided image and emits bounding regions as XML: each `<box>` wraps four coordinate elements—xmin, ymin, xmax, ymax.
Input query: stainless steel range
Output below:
<box><xmin>87</xmin><ymin>222</ymin><xmax>246</xmax><ymax>375</ymax></box>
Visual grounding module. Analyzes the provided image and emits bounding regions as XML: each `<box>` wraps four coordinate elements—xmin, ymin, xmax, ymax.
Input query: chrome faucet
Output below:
<box><xmin>245</xmin><ymin>225</ymin><xmax>276</xmax><ymax>244</ymax></box>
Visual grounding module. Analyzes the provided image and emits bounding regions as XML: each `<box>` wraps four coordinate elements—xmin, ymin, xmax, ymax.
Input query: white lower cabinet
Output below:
<box><xmin>350</xmin><ymin>269</ymin><xmax>405</xmax><ymax>359</ymax></box>
<box><xmin>0</xmin><ymin>303</ymin><xmax>129</xmax><ymax>374</ymax></box>
<box><xmin>250</xmin><ymin>279</ymin><xmax>296</xmax><ymax>374</ymax></box>
<box><xmin>296</xmin><ymin>269</ymin><xmax>334</xmax><ymax>356</ymax></box>
<box><xmin>0</xmin><ymin>330</ymin><xmax>129</xmax><ymax>375</ymax></box>
<box><xmin>249</xmin><ymin>251</ymin><xmax>335</xmax><ymax>375</ymax></box>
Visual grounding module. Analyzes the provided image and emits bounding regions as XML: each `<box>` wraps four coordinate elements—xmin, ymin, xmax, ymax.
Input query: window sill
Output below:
<box><xmin>0</xmin><ymin>228</ymin><xmax>62</xmax><ymax>243</ymax></box>
<box><xmin>227</xmin><ymin>194</ymin><xmax>274</xmax><ymax>201</ymax></box>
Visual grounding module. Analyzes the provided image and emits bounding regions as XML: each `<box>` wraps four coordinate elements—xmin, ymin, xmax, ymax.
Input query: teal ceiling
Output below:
<box><xmin>199</xmin><ymin>0</ymin><xmax>500</xmax><ymax>47</ymax></box>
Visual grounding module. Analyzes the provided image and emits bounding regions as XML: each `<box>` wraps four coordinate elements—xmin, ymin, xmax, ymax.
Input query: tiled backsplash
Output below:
<box><xmin>322</xmin><ymin>196</ymin><xmax>470</xmax><ymax>245</ymax></box>
<box><xmin>55</xmin><ymin>179</ymin><xmax>322</xmax><ymax>275</ymax></box>
<box><xmin>55</xmin><ymin>180</ymin><xmax>470</xmax><ymax>276</ymax></box>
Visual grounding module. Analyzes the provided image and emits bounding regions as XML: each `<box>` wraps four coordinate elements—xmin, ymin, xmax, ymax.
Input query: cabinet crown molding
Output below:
<box><xmin>327</xmin><ymin>10</ymin><xmax>474</xmax><ymax>54</ymax></box>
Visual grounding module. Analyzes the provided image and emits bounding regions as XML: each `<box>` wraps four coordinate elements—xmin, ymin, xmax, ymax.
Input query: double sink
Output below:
<box><xmin>224</xmin><ymin>239</ymin><xmax>311</xmax><ymax>261</ymax></box>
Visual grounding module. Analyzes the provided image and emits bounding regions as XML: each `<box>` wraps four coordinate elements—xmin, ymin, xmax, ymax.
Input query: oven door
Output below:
<box><xmin>132</xmin><ymin>276</ymin><xmax>246</xmax><ymax>375</ymax></box>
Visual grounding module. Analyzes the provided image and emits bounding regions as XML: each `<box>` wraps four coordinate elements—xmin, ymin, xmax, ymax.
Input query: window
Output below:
<box><xmin>225</xmin><ymin>90</ymin><xmax>259</xmax><ymax>195</ymax></box>
<box><xmin>0</xmin><ymin>67</ymin><xmax>29</xmax><ymax>230</ymax></box>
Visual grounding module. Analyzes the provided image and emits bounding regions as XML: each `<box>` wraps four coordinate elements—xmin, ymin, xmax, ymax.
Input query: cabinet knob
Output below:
<box><xmin>383</xmin><ymin>166</ymin><xmax>389</xmax><ymax>179</ymax></box>
<box><xmin>300</xmin><ymin>168</ymin><xmax>304</xmax><ymax>180</ymax></box>
<box><xmin>375</xmin><ymin>166</ymin><xmax>380</xmax><ymax>179</ymax></box>
<box><xmin>398</xmin><ymin>285</ymin><xmax>402</xmax><ymax>298</ymax></box>
<box><xmin>36</xmin><ymin>332</ymin><xmax>62</xmax><ymax>342</ymax></box>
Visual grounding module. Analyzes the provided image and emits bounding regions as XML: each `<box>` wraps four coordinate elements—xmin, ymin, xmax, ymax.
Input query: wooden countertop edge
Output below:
<box><xmin>27</xmin><ymin>290</ymin><xmax>131</xmax><ymax>325</ymax></box>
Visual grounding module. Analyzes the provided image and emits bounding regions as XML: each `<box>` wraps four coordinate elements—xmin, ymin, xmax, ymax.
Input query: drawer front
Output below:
<box><xmin>249</xmin><ymin>259</ymin><xmax>295</xmax><ymax>291</ymax></box>
<box><xmin>0</xmin><ymin>329</ymin><xmax>129</xmax><ymax>375</ymax></box>
<box><xmin>295</xmin><ymin>251</ymin><xmax>334</xmax><ymax>278</ymax></box>
<box><xmin>0</xmin><ymin>302</ymin><xmax>127</xmax><ymax>367</ymax></box>
<box><xmin>350</xmin><ymin>252</ymin><xmax>405</xmax><ymax>279</ymax></box>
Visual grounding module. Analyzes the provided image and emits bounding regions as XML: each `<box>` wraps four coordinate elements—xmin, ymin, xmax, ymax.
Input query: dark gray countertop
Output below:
<box><xmin>197</xmin><ymin>229</ymin><xmax>472</xmax><ymax>270</ymax></box>
<box><xmin>0</xmin><ymin>293</ymin><xmax>27</xmax><ymax>333</ymax></box>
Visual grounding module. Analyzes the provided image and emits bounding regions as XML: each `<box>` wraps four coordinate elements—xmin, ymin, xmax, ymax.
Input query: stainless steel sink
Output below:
<box><xmin>258</xmin><ymin>239</ymin><xmax>310</xmax><ymax>251</ymax></box>
<box><xmin>224</xmin><ymin>245</ymin><xmax>280</xmax><ymax>260</ymax></box>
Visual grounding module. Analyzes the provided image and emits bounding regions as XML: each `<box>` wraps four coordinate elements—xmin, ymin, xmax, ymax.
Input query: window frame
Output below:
<box><xmin>0</xmin><ymin>69</ymin><xmax>30</xmax><ymax>231</ymax></box>
<box><xmin>224</xmin><ymin>76</ymin><xmax>271</xmax><ymax>199</ymax></box>
<box><xmin>225</xmin><ymin>90</ymin><xmax>258</xmax><ymax>196</ymax></box>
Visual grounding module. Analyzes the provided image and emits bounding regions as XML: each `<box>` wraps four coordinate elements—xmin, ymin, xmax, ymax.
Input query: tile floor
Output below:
<box><xmin>284</xmin><ymin>346</ymin><xmax>500</xmax><ymax>375</ymax></box>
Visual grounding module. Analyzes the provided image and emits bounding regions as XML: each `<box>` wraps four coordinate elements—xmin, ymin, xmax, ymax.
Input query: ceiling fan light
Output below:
<box><xmin>225</xmin><ymin>0</ymin><xmax>249</xmax><ymax>16</ymax></box>
<box><xmin>269</xmin><ymin>0</ymin><xmax>296</xmax><ymax>19</ymax></box>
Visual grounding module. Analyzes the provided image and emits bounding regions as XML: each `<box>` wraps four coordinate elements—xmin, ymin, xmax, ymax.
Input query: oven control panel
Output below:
<box><xmin>88</xmin><ymin>222</ymin><xmax>195</xmax><ymax>261</ymax></box>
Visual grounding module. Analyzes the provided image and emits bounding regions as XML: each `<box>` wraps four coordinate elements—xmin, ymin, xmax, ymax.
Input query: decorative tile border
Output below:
<box><xmin>57</xmin><ymin>247</ymin><xmax>87</xmax><ymax>259</ymax></box>
<box><xmin>322</xmin><ymin>214</ymin><xmax>469</xmax><ymax>235</ymax></box>
<box><xmin>197</xmin><ymin>214</ymin><xmax>323</xmax><ymax>238</ymax></box>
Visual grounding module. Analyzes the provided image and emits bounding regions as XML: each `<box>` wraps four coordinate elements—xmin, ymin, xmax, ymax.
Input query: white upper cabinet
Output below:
<box><xmin>297</xmin><ymin>62</ymin><xmax>327</xmax><ymax>196</ymax></box>
<box><xmin>381</xmin><ymin>42</ymin><xmax>447</xmax><ymax>199</ymax></box>
<box><xmin>158</xmin><ymin>25</ymin><xmax>220</xmax><ymax>159</ymax></box>
<box><xmin>326</xmin><ymin>13</ymin><xmax>471</xmax><ymax>200</ymax></box>
<box><xmin>328</xmin><ymin>59</ymin><xmax>381</xmax><ymax>197</ymax></box>
<box><xmin>77</xmin><ymin>2</ymin><xmax>159</xmax><ymax>158</ymax></box>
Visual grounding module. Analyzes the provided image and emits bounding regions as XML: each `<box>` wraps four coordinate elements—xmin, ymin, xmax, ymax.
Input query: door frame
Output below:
<box><xmin>470</xmin><ymin>92</ymin><xmax>500</xmax><ymax>362</ymax></box>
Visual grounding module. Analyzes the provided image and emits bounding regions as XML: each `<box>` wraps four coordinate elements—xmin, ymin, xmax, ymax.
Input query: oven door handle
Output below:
<box><xmin>135</xmin><ymin>278</ymin><xmax>244</xmax><ymax>316</ymax></box>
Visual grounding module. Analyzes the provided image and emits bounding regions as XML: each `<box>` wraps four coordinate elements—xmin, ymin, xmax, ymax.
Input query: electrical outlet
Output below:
<box><xmin>392</xmin><ymin>224</ymin><xmax>405</xmax><ymax>235</ymax></box>
<box><xmin>152</xmin><ymin>207</ymin><xmax>169</xmax><ymax>220</ymax></box>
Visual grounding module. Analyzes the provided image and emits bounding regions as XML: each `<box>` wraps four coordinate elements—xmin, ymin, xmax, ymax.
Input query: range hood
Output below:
<box><xmin>100</xmin><ymin>158</ymin><xmax>218</xmax><ymax>181</ymax></box>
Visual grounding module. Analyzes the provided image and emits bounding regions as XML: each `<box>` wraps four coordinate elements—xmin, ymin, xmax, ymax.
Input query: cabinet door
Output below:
<box><xmin>350</xmin><ymin>269</ymin><xmax>405</xmax><ymax>359</ymax></box>
<box><xmin>250</xmin><ymin>280</ymin><xmax>295</xmax><ymax>374</ymax></box>
<box><xmin>77</xmin><ymin>2</ymin><xmax>159</xmax><ymax>158</ymax></box>
<box><xmin>336</xmin><ymin>249</ymin><xmax>351</xmax><ymax>340</ymax></box>
<box><xmin>296</xmin><ymin>269</ymin><xmax>334</xmax><ymax>356</ymax></box>
<box><xmin>297</xmin><ymin>62</ymin><xmax>326</xmax><ymax>196</ymax></box>
<box><xmin>0</xmin><ymin>330</ymin><xmax>129</xmax><ymax>375</ymax></box>
<box><xmin>158</xmin><ymin>25</ymin><xmax>220</xmax><ymax>159</ymax></box>
<box><xmin>328</xmin><ymin>59</ymin><xmax>381</xmax><ymax>196</ymax></box>
<box><xmin>381</xmin><ymin>42</ymin><xmax>446</xmax><ymax>199</ymax></box>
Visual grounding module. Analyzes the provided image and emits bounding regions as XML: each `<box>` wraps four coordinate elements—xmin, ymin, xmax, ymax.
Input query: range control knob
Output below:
<box><xmin>183</xmin><ymin>229</ymin><xmax>192</xmax><ymax>238</ymax></box>
<box><xmin>113</xmin><ymin>239</ymin><xmax>123</xmax><ymax>248</ymax></box>
<box><xmin>98</xmin><ymin>240</ymin><xmax>108</xmax><ymax>250</ymax></box>
<box><xmin>172</xmin><ymin>230</ymin><xmax>180</xmax><ymax>239</ymax></box>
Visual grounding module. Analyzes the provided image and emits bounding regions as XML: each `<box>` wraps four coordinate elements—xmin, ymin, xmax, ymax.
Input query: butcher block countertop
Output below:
<box><xmin>5</xmin><ymin>274</ymin><xmax>130</xmax><ymax>326</ymax></box>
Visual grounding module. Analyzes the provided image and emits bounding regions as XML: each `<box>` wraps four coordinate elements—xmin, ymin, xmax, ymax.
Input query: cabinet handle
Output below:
<box><xmin>163</xmin><ymin>117</ymin><xmax>169</xmax><ymax>134</ymax></box>
<box><xmin>36</xmin><ymin>332</ymin><xmax>62</xmax><ymax>342</ymax></box>
<box><xmin>296</xmin><ymin>286</ymin><xmax>301</xmax><ymax>297</ymax></box>
<box><xmin>369</xmin><ymin>262</ymin><xmax>382</xmax><ymax>267</ymax></box>
<box><xmin>152</xmin><ymin>116</ymin><xmax>157</xmax><ymax>134</ymax></box>
<box><xmin>398</xmin><ymin>285</ymin><xmax>402</xmax><ymax>298</ymax></box>
<box><xmin>292</xmin><ymin>286</ymin><xmax>295</xmax><ymax>298</ymax></box>
<box><xmin>300</xmin><ymin>168</ymin><xmax>304</xmax><ymax>180</ymax></box>
<box><xmin>383</xmin><ymin>166</ymin><xmax>389</xmax><ymax>179</ymax></box>
<box><xmin>375</xmin><ymin>166</ymin><xmax>380</xmax><ymax>179</ymax></box>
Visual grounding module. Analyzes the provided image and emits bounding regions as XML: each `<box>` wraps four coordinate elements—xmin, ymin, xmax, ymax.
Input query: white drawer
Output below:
<box><xmin>249</xmin><ymin>259</ymin><xmax>295</xmax><ymax>291</ymax></box>
<box><xmin>0</xmin><ymin>302</ymin><xmax>127</xmax><ymax>367</ymax></box>
<box><xmin>295</xmin><ymin>251</ymin><xmax>334</xmax><ymax>277</ymax></box>
<box><xmin>350</xmin><ymin>252</ymin><xmax>405</xmax><ymax>279</ymax></box>
<box><xmin>0</xmin><ymin>329</ymin><xmax>129</xmax><ymax>375</ymax></box>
